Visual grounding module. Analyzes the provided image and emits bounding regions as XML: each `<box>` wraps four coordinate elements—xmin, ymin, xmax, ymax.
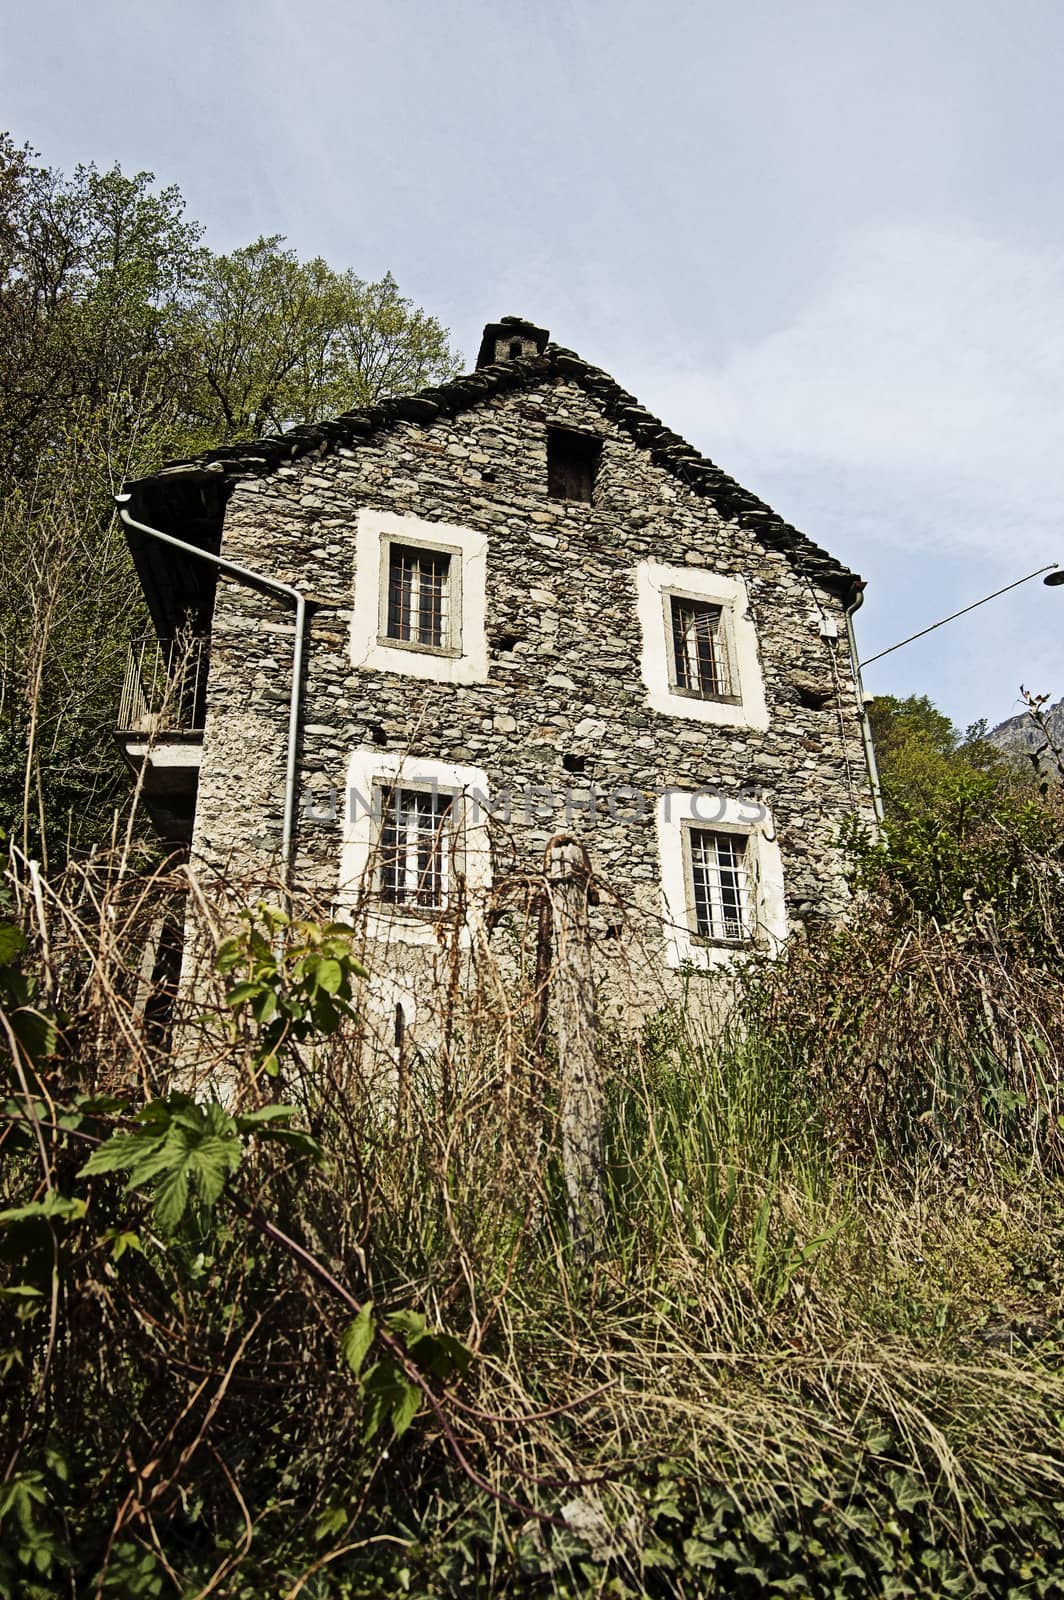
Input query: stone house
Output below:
<box><xmin>116</xmin><ymin>316</ymin><xmax>879</xmax><ymax>1031</ymax></box>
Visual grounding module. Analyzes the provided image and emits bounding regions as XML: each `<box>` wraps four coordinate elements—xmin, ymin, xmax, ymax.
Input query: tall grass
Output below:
<box><xmin>2</xmin><ymin>848</ymin><xmax>1064</xmax><ymax>1596</ymax></box>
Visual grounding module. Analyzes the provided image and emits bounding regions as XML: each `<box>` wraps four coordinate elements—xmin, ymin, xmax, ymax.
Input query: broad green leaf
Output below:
<box><xmin>341</xmin><ymin>1302</ymin><xmax>375</xmax><ymax>1378</ymax></box>
<box><xmin>79</xmin><ymin>1131</ymin><xmax>160</xmax><ymax>1178</ymax></box>
<box><xmin>0</xmin><ymin>1193</ymin><xmax>86</xmax><ymax>1227</ymax></box>
<box><xmin>390</xmin><ymin>1377</ymin><xmax>420</xmax><ymax>1439</ymax></box>
<box><xmin>252</xmin><ymin>989</ymin><xmax>278</xmax><ymax>1024</ymax></box>
<box><xmin>122</xmin><ymin>1130</ymin><xmax>191</xmax><ymax>1188</ymax></box>
<box><xmin>683</xmin><ymin>1538</ymin><xmax>718</xmax><ymax>1569</ymax></box>
<box><xmin>316</xmin><ymin>958</ymin><xmax>343</xmax><ymax>994</ymax></box>
<box><xmin>252</xmin><ymin>1126</ymin><xmax>324</xmax><ymax>1161</ymax></box>
<box><xmin>235</xmin><ymin>1104</ymin><xmax>295</xmax><ymax>1128</ymax></box>
<box><xmin>189</xmin><ymin>1134</ymin><xmax>243</xmax><ymax>1205</ymax></box>
<box><xmin>361</xmin><ymin>1359</ymin><xmax>409</xmax><ymax>1442</ymax></box>
<box><xmin>214</xmin><ymin>937</ymin><xmax>243</xmax><ymax>973</ymax></box>
<box><xmin>385</xmin><ymin>1309</ymin><xmax>427</xmax><ymax>1342</ymax></box>
<box><xmin>226</xmin><ymin>981</ymin><xmax>264</xmax><ymax>1007</ymax></box>
<box><xmin>11</xmin><ymin>1008</ymin><xmax>58</xmax><ymax>1060</ymax></box>
<box><xmin>152</xmin><ymin>1165</ymin><xmax>189</xmax><ymax>1234</ymax></box>
<box><xmin>0</xmin><ymin>923</ymin><xmax>25</xmax><ymax>966</ymax></box>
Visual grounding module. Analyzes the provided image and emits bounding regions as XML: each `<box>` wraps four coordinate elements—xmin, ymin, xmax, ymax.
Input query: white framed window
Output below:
<box><xmin>667</xmin><ymin>595</ymin><xmax>737</xmax><ymax>702</ymax></box>
<box><xmin>351</xmin><ymin>510</ymin><xmax>488</xmax><ymax>684</ymax></box>
<box><xmin>377</xmin><ymin>783</ymin><xmax>455</xmax><ymax>910</ymax></box>
<box><xmin>383</xmin><ymin>543</ymin><xmax>455</xmax><ymax>653</ymax></box>
<box><xmin>340</xmin><ymin>751</ymin><xmax>492</xmax><ymax>946</ymax></box>
<box><xmin>685</xmin><ymin>826</ymin><xmax>750</xmax><ymax>942</ymax></box>
<box><xmin>656</xmin><ymin>792</ymin><xmax>787</xmax><ymax>969</ymax></box>
<box><xmin>635</xmin><ymin>561</ymin><xmax>768</xmax><ymax>730</ymax></box>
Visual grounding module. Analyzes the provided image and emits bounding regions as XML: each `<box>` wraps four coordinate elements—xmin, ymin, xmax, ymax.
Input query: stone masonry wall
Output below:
<box><xmin>189</xmin><ymin>373</ymin><xmax>875</xmax><ymax>1015</ymax></box>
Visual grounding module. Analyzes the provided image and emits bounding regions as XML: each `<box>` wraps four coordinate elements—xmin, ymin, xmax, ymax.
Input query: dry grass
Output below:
<box><xmin>2</xmin><ymin>843</ymin><xmax>1064</xmax><ymax>1595</ymax></box>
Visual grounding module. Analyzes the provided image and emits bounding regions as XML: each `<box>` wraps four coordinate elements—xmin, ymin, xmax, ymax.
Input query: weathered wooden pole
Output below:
<box><xmin>545</xmin><ymin>835</ymin><xmax>606</xmax><ymax>1262</ymax></box>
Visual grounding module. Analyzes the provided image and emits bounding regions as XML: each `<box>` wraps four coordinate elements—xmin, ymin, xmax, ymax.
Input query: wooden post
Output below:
<box><xmin>545</xmin><ymin>836</ymin><xmax>606</xmax><ymax>1261</ymax></box>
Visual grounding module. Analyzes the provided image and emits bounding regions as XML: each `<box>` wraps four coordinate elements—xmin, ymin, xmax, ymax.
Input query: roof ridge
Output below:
<box><xmin>137</xmin><ymin>344</ymin><xmax>861</xmax><ymax>601</ymax></box>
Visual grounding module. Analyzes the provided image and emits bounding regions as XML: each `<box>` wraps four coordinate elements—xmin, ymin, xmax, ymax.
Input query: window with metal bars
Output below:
<box><xmin>385</xmin><ymin>544</ymin><xmax>451</xmax><ymax>649</ymax></box>
<box><xmin>377</xmin><ymin>786</ymin><xmax>455</xmax><ymax>910</ymax></box>
<box><xmin>669</xmin><ymin>596</ymin><xmax>732</xmax><ymax>699</ymax></box>
<box><xmin>688</xmin><ymin>828</ymin><xmax>751</xmax><ymax>942</ymax></box>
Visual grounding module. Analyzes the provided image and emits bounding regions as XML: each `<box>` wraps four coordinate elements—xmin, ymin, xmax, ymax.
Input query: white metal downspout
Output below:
<box><xmin>844</xmin><ymin>587</ymin><xmax>884</xmax><ymax>822</ymax></box>
<box><xmin>115</xmin><ymin>495</ymin><xmax>308</xmax><ymax>891</ymax></box>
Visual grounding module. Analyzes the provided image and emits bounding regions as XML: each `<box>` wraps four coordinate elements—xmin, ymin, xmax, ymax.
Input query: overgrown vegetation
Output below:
<box><xmin>2</xmin><ymin>124</ymin><xmax>1063</xmax><ymax>1600</ymax></box>
<box><xmin>1</xmin><ymin>751</ymin><xmax>1063</xmax><ymax>1595</ymax></box>
<box><xmin>0</xmin><ymin>132</ymin><xmax>460</xmax><ymax>859</ymax></box>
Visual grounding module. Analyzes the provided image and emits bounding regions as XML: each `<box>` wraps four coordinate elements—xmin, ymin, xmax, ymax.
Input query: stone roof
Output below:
<box><xmin>134</xmin><ymin>340</ymin><xmax>863</xmax><ymax>603</ymax></box>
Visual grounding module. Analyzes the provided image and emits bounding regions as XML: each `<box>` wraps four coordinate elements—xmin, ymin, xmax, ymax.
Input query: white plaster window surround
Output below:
<box><xmin>339</xmin><ymin>750</ymin><xmax>491</xmax><ymax>946</ymax></box>
<box><xmin>656</xmin><ymin>791</ymin><xmax>787</xmax><ymax>970</ymax></box>
<box><xmin>351</xmin><ymin>509</ymin><xmax>489</xmax><ymax>684</ymax></box>
<box><xmin>635</xmin><ymin>560</ymin><xmax>768</xmax><ymax>730</ymax></box>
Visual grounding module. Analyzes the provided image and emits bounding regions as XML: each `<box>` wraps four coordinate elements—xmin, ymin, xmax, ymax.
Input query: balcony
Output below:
<box><xmin>116</xmin><ymin>636</ymin><xmax>209</xmax><ymax>843</ymax></box>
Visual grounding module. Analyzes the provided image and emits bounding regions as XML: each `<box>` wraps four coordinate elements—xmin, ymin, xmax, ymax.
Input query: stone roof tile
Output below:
<box><xmin>127</xmin><ymin>342</ymin><xmax>862</xmax><ymax>601</ymax></box>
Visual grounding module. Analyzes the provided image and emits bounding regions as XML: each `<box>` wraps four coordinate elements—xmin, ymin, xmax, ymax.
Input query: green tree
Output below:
<box><xmin>0</xmin><ymin>142</ymin><xmax>205</xmax><ymax>488</ymax></box>
<box><xmin>859</xmin><ymin>693</ymin><xmax>1062</xmax><ymax>950</ymax></box>
<box><xmin>178</xmin><ymin>237</ymin><xmax>458</xmax><ymax>446</ymax></box>
<box><xmin>866</xmin><ymin>692</ymin><xmax>1008</xmax><ymax>822</ymax></box>
<box><xmin>0</xmin><ymin>135</ymin><xmax>461</xmax><ymax>859</ymax></box>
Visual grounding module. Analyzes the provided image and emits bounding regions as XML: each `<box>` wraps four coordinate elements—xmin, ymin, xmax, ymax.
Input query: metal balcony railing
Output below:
<box><xmin>118</xmin><ymin>636</ymin><xmax>209</xmax><ymax>735</ymax></box>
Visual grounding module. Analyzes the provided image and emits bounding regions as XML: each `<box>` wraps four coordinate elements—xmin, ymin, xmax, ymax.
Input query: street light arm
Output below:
<box><xmin>859</xmin><ymin>564</ymin><xmax>1060</xmax><ymax>669</ymax></box>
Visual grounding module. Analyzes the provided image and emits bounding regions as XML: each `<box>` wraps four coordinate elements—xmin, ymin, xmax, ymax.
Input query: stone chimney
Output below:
<box><xmin>476</xmin><ymin>315</ymin><xmax>550</xmax><ymax>369</ymax></box>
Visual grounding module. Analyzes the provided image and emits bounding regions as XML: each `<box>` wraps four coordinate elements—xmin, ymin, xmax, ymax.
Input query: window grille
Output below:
<box><xmin>386</xmin><ymin>544</ymin><xmax>450</xmax><ymax>648</ymax></box>
<box><xmin>689</xmin><ymin>829</ymin><xmax>750</xmax><ymax>942</ymax></box>
<box><xmin>378</xmin><ymin>787</ymin><xmax>455</xmax><ymax>909</ymax></box>
<box><xmin>670</xmin><ymin>596</ymin><xmax>731</xmax><ymax>698</ymax></box>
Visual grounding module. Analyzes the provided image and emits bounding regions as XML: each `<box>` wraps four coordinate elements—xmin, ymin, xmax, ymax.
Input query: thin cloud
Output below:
<box><xmin>640</xmin><ymin>221</ymin><xmax>1064</xmax><ymax>563</ymax></box>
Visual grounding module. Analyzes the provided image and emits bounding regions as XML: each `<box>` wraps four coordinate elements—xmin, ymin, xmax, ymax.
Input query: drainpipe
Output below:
<box><xmin>115</xmin><ymin>494</ymin><xmax>308</xmax><ymax>891</ymax></box>
<box><xmin>844</xmin><ymin>587</ymin><xmax>884</xmax><ymax>822</ymax></box>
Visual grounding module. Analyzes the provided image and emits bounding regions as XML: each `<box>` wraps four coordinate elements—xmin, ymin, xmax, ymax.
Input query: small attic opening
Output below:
<box><xmin>547</xmin><ymin>427</ymin><xmax>601</xmax><ymax>505</ymax></box>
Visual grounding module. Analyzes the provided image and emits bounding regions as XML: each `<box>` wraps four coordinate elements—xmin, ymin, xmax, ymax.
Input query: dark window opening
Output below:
<box><xmin>370</xmin><ymin>723</ymin><xmax>388</xmax><ymax>747</ymax></box>
<box><xmin>562</xmin><ymin>752</ymin><xmax>586</xmax><ymax>774</ymax></box>
<box><xmin>547</xmin><ymin>428</ymin><xmax>601</xmax><ymax>504</ymax></box>
<box><xmin>509</xmin><ymin>338</ymin><xmax>524</xmax><ymax>359</ymax></box>
<box><xmin>386</xmin><ymin>544</ymin><xmax>450</xmax><ymax>649</ymax></box>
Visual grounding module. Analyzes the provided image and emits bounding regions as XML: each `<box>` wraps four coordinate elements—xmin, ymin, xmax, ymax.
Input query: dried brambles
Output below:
<box><xmin>1</xmin><ymin>836</ymin><xmax>1064</xmax><ymax>1596</ymax></box>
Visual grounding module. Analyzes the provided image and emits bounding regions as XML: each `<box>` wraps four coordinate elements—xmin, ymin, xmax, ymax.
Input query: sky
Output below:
<box><xmin>3</xmin><ymin>0</ymin><xmax>1063</xmax><ymax>731</ymax></box>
